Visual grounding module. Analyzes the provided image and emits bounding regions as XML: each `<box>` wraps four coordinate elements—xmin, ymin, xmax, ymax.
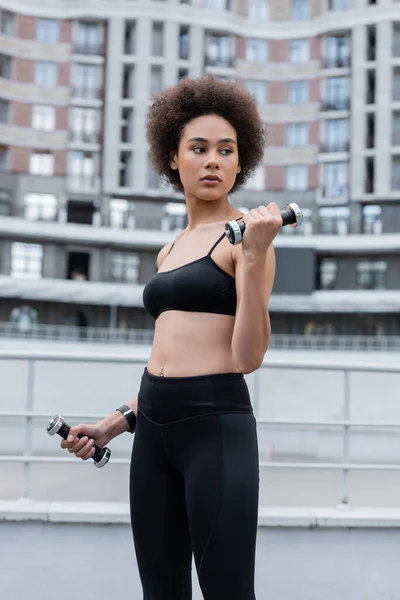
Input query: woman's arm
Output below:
<box><xmin>100</xmin><ymin>395</ymin><xmax>138</xmax><ymax>442</ymax></box>
<box><xmin>231</xmin><ymin>245</ymin><xmax>275</xmax><ymax>374</ymax></box>
<box><xmin>230</xmin><ymin>203</ymin><xmax>281</xmax><ymax>374</ymax></box>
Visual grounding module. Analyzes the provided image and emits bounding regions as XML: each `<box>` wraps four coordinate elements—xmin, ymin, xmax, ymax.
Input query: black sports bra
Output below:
<box><xmin>142</xmin><ymin>220</ymin><xmax>242</xmax><ymax>320</ymax></box>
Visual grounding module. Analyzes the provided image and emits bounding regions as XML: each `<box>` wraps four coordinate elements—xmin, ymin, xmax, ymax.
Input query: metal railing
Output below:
<box><xmin>1</xmin><ymin>352</ymin><xmax>400</xmax><ymax>506</ymax></box>
<box><xmin>2</xmin><ymin>323</ymin><xmax>400</xmax><ymax>351</ymax></box>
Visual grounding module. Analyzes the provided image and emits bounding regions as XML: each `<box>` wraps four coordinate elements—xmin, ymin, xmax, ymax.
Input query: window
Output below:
<box><xmin>24</xmin><ymin>193</ymin><xmax>57</xmax><ymax>221</ymax></box>
<box><xmin>0</xmin><ymin>98</ymin><xmax>9</xmax><ymax>122</ymax></box>
<box><xmin>0</xmin><ymin>10</ymin><xmax>15</xmax><ymax>36</ymax></box>
<box><xmin>323</xmin><ymin>162</ymin><xmax>348</xmax><ymax>197</ymax></box>
<box><xmin>73</xmin><ymin>64</ymin><xmax>102</xmax><ymax>98</ymax></box>
<box><xmin>206</xmin><ymin>34</ymin><xmax>234</xmax><ymax>67</ymax></box>
<box><xmin>362</xmin><ymin>205</ymin><xmax>382</xmax><ymax>235</ymax></box>
<box><xmin>150</xmin><ymin>66</ymin><xmax>163</xmax><ymax>96</ymax></box>
<box><xmin>246</xmin><ymin>39</ymin><xmax>268</xmax><ymax>64</ymax></box>
<box><xmin>11</xmin><ymin>243</ymin><xmax>43</xmax><ymax>279</ymax></box>
<box><xmin>29</xmin><ymin>152</ymin><xmax>54</xmax><ymax>176</ymax></box>
<box><xmin>111</xmin><ymin>252</ymin><xmax>140</xmax><ymax>283</ymax></box>
<box><xmin>122</xmin><ymin>64</ymin><xmax>135</xmax><ymax>98</ymax></box>
<box><xmin>329</xmin><ymin>0</ymin><xmax>351</xmax><ymax>10</ymax></box>
<box><xmin>356</xmin><ymin>261</ymin><xmax>386</xmax><ymax>290</ymax></box>
<box><xmin>161</xmin><ymin>202</ymin><xmax>188</xmax><ymax>232</ymax></box>
<box><xmin>325</xmin><ymin>119</ymin><xmax>348</xmax><ymax>152</ymax></box>
<box><xmin>326</xmin><ymin>76</ymin><xmax>349</xmax><ymax>109</ymax></box>
<box><xmin>288</xmin><ymin>81</ymin><xmax>308</xmax><ymax>104</ymax></box>
<box><xmin>124</xmin><ymin>21</ymin><xmax>136</xmax><ymax>55</ymax></box>
<box><xmin>248</xmin><ymin>0</ymin><xmax>269</xmax><ymax>21</ymax></box>
<box><xmin>318</xmin><ymin>205</ymin><xmax>349</xmax><ymax>235</ymax></box>
<box><xmin>148</xmin><ymin>158</ymin><xmax>161</xmax><ymax>189</ymax></box>
<box><xmin>393</xmin><ymin>24</ymin><xmax>400</xmax><ymax>58</ymax></box>
<box><xmin>179</xmin><ymin>26</ymin><xmax>190</xmax><ymax>60</ymax></box>
<box><xmin>392</xmin><ymin>156</ymin><xmax>400</xmax><ymax>190</ymax></box>
<box><xmin>289</xmin><ymin>40</ymin><xmax>310</xmax><ymax>64</ymax></box>
<box><xmin>32</xmin><ymin>105</ymin><xmax>55</xmax><ymax>132</ymax></box>
<box><xmin>393</xmin><ymin>68</ymin><xmax>400</xmax><ymax>102</ymax></box>
<box><xmin>319</xmin><ymin>259</ymin><xmax>337</xmax><ymax>290</ymax></box>
<box><xmin>37</xmin><ymin>19</ymin><xmax>59</xmax><ymax>44</ymax></box>
<box><xmin>286</xmin><ymin>165</ymin><xmax>307</xmax><ymax>190</ymax></box>
<box><xmin>34</xmin><ymin>61</ymin><xmax>57</xmax><ymax>87</ymax></box>
<box><xmin>152</xmin><ymin>22</ymin><xmax>164</xmax><ymax>57</ymax></box>
<box><xmin>0</xmin><ymin>145</ymin><xmax>8</xmax><ymax>170</ymax></box>
<box><xmin>71</xmin><ymin>107</ymin><xmax>100</xmax><ymax>143</ymax></box>
<box><xmin>75</xmin><ymin>22</ymin><xmax>103</xmax><ymax>54</ymax></box>
<box><xmin>0</xmin><ymin>53</ymin><xmax>12</xmax><ymax>78</ymax></box>
<box><xmin>0</xmin><ymin>187</ymin><xmax>12</xmax><ymax>215</ymax></box>
<box><xmin>121</xmin><ymin>107</ymin><xmax>134</xmax><ymax>143</ymax></box>
<box><xmin>325</xmin><ymin>35</ymin><xmax>350</xmax><ymax>68</ymax></box>
<box><xmin>393</xmin><ymin>112</ymin><xmax>400</xmax><ymax>146</ymax></box>
<box><xmin>69</xmin><ymin>150</ymin><xmax>97</xmax><ymax>190</ymax></box>
<box><xmin>178</xmin><ymin>68</ymin><xmax>189</xmax><ymax>81</ymax></box>
<box><xmin>10</xmin><ymin>306</ymin><xmax>39</xmax><ymax>331</ymax></box>
<box><xmin>110</xmin><ymin>199</ymin><xmax>136</xmax><ymax>229</ymax></box>
<box><xmin>291</xmin><ymin>0</ymin><xmax>309</xmax><ymax>20</ymax></box>
<box><xmin>245</xmin><ymin>80</ymin><xmax>267</xmax><ymax>105</ymax></box>
<box><xmin>245</xmin><ymin>165</ymin><xmax>265</xmax><ymax>190</ymax></box>
<box><xmin>119</xmin><ymin>151</ymin><xmax>133</xmax><ymax>187</ymax></box>
<box><xmin>204</xmin><ymin>0</ymin><xmax>230</xmax><ymax>9</ymax></box>
<box><xmin>287</xmin><ymin>123</ymin><xmax>308</xmax><ymax>147</ymax></box>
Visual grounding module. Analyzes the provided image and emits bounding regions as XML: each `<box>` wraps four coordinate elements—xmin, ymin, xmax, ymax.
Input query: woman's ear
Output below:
<box><xmin>170</xmin><ymin>151</ymin><xmax>178</xmax><ymax>171</ymax></box>
<box><xmin>237</xmin><ymin>163</ymin><xmax>241</xmax><ymax>174</ymax></box>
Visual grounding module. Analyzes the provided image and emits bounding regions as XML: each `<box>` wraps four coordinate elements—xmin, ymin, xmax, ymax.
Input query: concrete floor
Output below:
<box><xmin>1</xmin><ymin>522</ymin><xmax>400</xmax><ymax>600</ymax></box>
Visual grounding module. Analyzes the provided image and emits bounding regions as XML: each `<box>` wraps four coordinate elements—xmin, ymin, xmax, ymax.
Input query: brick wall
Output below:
<box><xmin>266</xmin><ymin>123</ymin><xmax>286</xmax><ymax>146</ymax></box>
<box><xmin>269</xmin><ymin>81</ymin><xmax>287</xmax><ymax>103</ymax></box>
<box><xmin>269</xmin><ymin>40</ymin><xmax>288</xmax><ymax>62</ymax></box>
<box><xmin>12</xmin><ymin>102</ymin><xmax>32</xmax><ymax>127</ymax></box>
<box><xmin>266</xmin><ymin>165</ymin><xmax>285</xmax><ymax>189</ymax></box>
<box><xmin>17</xmin><ymin>15</ymin><xmax>36</xmax><ymax>40</ymax></box>
<box><xmin>10</xmin><ymin>146</ymin><xmax>30</xmax><ymax>172</ymax></box>
<box><xmin>15</xmin><ymin>58</ymin><xmax>33</xmax><ymax>83</ymax></box>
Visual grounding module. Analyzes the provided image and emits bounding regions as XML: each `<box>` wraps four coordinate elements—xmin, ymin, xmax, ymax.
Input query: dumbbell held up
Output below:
<box><xmin>225</xmin><ymin>202</ymin><xmax>303</xmax><ymax>245</ymax></box>
<box><xmin>46</xmin><ymin>414</ymin><xmax>111</xmax><ymax>468</ymax></box>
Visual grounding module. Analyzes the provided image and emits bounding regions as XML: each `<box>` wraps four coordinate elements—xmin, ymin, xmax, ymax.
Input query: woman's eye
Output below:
<box><xmin>193</xmin><ymin>147</ymin><xmax>205</xmax><ymax>153</ymax></box>
<box><xmin>221</xmin><ymin>149</ymin><xmax>233</xmax><ymax>155</ymax></box>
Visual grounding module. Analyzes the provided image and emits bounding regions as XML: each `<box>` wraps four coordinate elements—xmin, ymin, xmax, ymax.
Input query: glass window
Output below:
<box><xmin>288</xmin><ymin>81</ymin><xmax>308</xmax><ymax>104</ymax></box>
<box><xmin>150</xmin><ymin>66</ymin><xmax>163</xmax><ymax>96</ymax></box>
<box><xmin>393</xmin><ymin>68</ymin><xmax>400</xmax><ymax>102</ymax></box>
<box><xmin>69</xmin><ymin>150</ymin><xmax>97</xmax><ymax>190</ymax></box>
<box><xmin>286</xmin><ymin>165</ymin><xmax>308</xmax><ymax>190</ymax></box>
<box><xmin>32</xmin><ymin>105</ymin><xmax>55</xmax><ymax>132</ymax></box>
<box><xmin>29</xmin><ymin>152</ymin><xmax>54</xmax><ymax>176</ymax></box>
<box><xmin>289</xmin><ymin>40</ymin><xmax>310</xmax><ymax>64</ymax></box>
<box><xmin>319</xmin><ymin>259</ymin><xmax>337</xmax><ymax>290</ymax></box>
<box><xmin>152</xmin><ymin>22</ymin><xmax>164</xmax><ymax>57</ymax></box>
<box><xmin>34</xmin><ymin>61</ymin><xmax>57</xmax><ymax>87</ymax></box>
<box><xmin>75</xmin><ymin>22</ymin><xmax>103</xmax><ymax>54</ymax></box>
<box><xmin>291</xmin><ymin>0</ymin><xmax>309</xmax><ymax>20</ymax></box>
<box><xmin>124</xmin><ymin>21</ymin><xmax>136</xmax><ymax>55</ymax></box>
<box><xmin>329</xmin><ymin>0</ymin><xmax>351</xmax><ymax>10</ymax></box>
<box><xmin>287</xmin><ymin>123</ymin><xmax>308</xmax><ymax>147</ymax></box>
<box><xmin>392</xmin><ymin>111</ymin><xmax>400</xmax><ymax>146</ymax></box>
<box><xmin>10</xmin><ymin>306</ymin><xmax>39</xmax><ymax>331</ymax></box>
<box><xmin>325</xmin><ymin>119</ymin><xmax>348</xmax><ymax>151</ymax></box>
<box><xmin>0</xmin><ymin>10</ymin><xmax>15</xmax><ymax>36</ymax></box>
<box><xmin>318</xmin><ymin>205</ymin><xmax>349</xmax><ymax>235</ymax></box>
<box><xmin>206</xmin><ymin>34</ymin><xmax>234</xmax><ymax>67</ymax></box>
<box><xmin>73</xmin><ymin>64</ymin><xmax>102</xmax><ymax>97</ymax></box>
<box><xmin>37</xmin><ymin>19</ymin><xmax>59</xmax><ymax>44</ymax></box>
<box><xmin>204</xmin><ymin>0</ymin><xmax>230</xmax><ymax>8</ymax></box>
<box><xmin>11</xmin><ymin>242</ymin><xmax>43</xmax><ymax>279</ymax></box>
<box><xmin>110</xmin><ymin>199</ymin><xmax>136</xmax><ymax>229</ymax></box>
<box><xmin>0</xmin><ymin>145</ymin><xmax>8</xmax><ymax>170</ymax></box>
<box><xmin>0</xmin><ymin>98</ymin><xmax>9</xmax><ymax>122</ymax></box>
<box><xmin>323</xmin><ymin>162</ymin><xmax>348</xmax><ymax>197</ymax></box>
<box><xmin>356</xmin><ymin>261</ymin><xmax>387</xmax><ymax>290</ymax></box>
<box><xmin>245</xmin><ymin>80</ymin><xmax>267</xmax><ymax>105</ymax></box>
<box><xmin>179</xmin><ymin>26</ymin><xmax>190</xmax><ymax>60</ymax></box>
<box><xmin>325</xmin><ymin>35</ymin><xmax>350</xmax><ymax>68</ymax></box>
<box><xmin>248</xmin><ymin>0</ymin><xmax>269</xmax><ymax>21</ymax></box>
<box><xmin>391</xmin><ymin>156</ymin><xmax>400</xmax><ymax>190</ymax></box>
<box><xmin>161</xmin><ymin>202</ymin><xmax>188</xmax><ymax>232</ymax></box>
<box><xmin>326</xmin><ymin>76</ymin><xmax>349</xmax><ymax>108</ymax></box>
<box><xmin>111</xmin><ymin>252</ymin><xmax>140</xmax><ymax>283</ymax></box>
<box><xmin>71</xmin><ymin>107</ymin><xmax>100</xmax><ymax>142</ymax></box>
<box><xmin>362</xmin><ymin>204</ymin><xmax>382</xmax><ymax>234</ymax></box>
<box><xmin>0</xmin><ymin>53</ymin><xmax>12</xmax><ymax>78</ymax></box>
<box><xmin>0</xmin><ymin>187</ymin><xmax>12</xmax><ymax>215</ymax></box>
<box><xmin>394</xmin><ymin>24</ymin><xmax>400</xmax><ymax>58</ymax></box>
<box><xmin>24</xmin><ymin>193</ymin><xmax>58</xmax><ymax>221</ymax></box>
<box><xmin>246</xmin><ymin>39</ymin><xmax>268</xmax><ymax>64</ymax></box>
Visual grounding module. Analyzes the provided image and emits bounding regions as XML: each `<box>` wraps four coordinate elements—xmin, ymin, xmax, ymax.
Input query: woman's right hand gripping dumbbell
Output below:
<box><xmin>60</xmin><ymin>422</ymin><xmax>111</xmax><ymax>462</ymax></box>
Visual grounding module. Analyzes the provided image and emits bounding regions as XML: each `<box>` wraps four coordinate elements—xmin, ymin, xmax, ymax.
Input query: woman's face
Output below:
<box><xmin>170</xmin><ymin>114</ymin><xmax>241</xmax><ymax>201</ymax></box>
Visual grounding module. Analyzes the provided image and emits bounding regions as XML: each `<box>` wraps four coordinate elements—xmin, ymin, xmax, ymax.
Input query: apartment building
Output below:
<box><xmin>0</xmin><ymin>0</ymin><xmax>400</xmax><ymax>339</ymax></box>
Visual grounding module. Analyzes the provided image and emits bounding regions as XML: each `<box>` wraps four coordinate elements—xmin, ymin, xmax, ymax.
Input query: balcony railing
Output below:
<box><xmin>70</xmin><ymin>131</ymin><xmax>100</xmax><ymax>144</ymax></box>
<box><xmin>321</xmin><ymin>98</ymin><xmax>350</xmax><ymax>111</ymax></box>
<box><xmin>321</xmin><ymin>184</ymin><xmax>349</xmax><ymax>200</ymax></box>
<box><xmin>322</xmin><ymin>56</ymin><xmax>351</xmax><ymax>69</ymax></box>
<box><xmin>73</xmin><ymin>42</ymin><xmax>104</xmax><ymax>56</ymax></box>
<box><xmin>320</xmin><ymin>141</ymin><xmax>350</xmax><ymax>153</ymax></box>
<box><xmin>205</xmin><ymin>55</ymin><xmax>235</xmax><ymax>68</ymax></box>
<box><xmin>67</xmin><ymin>175</ymin><xmax>100</xmax><ymax>193</ymax></box>
<box><xmin>72</xmin><ymin>86</ymin><xmax>103</xmax><ymax>100</ymax></box>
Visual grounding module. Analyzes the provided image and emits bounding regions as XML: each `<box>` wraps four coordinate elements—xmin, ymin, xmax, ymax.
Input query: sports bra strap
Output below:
<box><xmin>207</xmin><ymin>216</ymin><xmax>244</xmax><ymax>257</ymax></box>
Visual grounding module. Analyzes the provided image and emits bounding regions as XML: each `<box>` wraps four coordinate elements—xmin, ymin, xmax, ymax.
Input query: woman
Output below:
<box><xmin>62</xmin><ymin>75</ymin><xmax>282</xmax><ymax>600</ymax></box>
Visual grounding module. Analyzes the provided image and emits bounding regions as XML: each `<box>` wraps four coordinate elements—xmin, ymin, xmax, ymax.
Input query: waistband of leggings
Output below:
<box><xmin>143</xmin><ymin>366</ymin><xmax>244</xmax><ymax>384</ymax></box>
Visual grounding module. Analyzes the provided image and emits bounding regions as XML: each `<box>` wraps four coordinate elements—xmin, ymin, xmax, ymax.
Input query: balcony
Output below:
<box><xmin>204</xmin><ymin>55</ymin><xmax>235</xmax><ymax>68</ymax></box>
<box><xmin>70</xmin><ymin>131</ymin><xmax>101</xmax><ymax>144</ymax></box>
<box><xmin>67</xmin><ymin>175</ymin><xmax>100</xmax><ymax>194</ymax></box>
<box><xmin>322</xmin><ymin>56</ymin><xmax>351</xmax><ymax>69</ymax></box>
<box><xmin>321</xmin><ymin>99</ymin><xmax>350</xmax><ymax>112</ymax></box>
<box><xmin>320</xmin><ymin>141</ymin><xmax>350</xmax><ymax>153</ymax></box>
<box><xmin>73</xmin><ymin>42</ymin><xmax>104</xmax><ymax>56</ymax></box>
<box><xmin>321</xmin><ymin>184</ymin><xmax>349</xmax><ymax>202</ymax></box>
<box><xmin>72</xmin><ymin>86</ymin><xmax>103</xmax><ymax>100</ymax></box>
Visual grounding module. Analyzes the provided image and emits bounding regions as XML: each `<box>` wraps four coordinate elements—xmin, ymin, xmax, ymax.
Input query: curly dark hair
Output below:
<box><xmin>146</xmin><ymin>75</ymin><xmax>265</xmax><ymax>194</ymax></box>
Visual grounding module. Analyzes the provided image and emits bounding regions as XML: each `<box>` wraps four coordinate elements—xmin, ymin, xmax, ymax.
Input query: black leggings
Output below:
<box><xmin>129</xmin><ymin>368</ymin><xmax>259</xmax><ymax>600</ymax></box>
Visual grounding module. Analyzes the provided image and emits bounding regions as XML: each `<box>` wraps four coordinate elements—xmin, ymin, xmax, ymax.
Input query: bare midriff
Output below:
<box><xmin>146</xmin><ymin>310</ymin><xmax>241</xmax><ymax>377</ymax></box>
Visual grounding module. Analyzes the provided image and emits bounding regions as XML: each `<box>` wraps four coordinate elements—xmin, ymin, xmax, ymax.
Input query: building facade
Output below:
<box><xmin>0</xmin><ymin>0</ymin><xmax>400</xmax><ymax>338</ymax></box>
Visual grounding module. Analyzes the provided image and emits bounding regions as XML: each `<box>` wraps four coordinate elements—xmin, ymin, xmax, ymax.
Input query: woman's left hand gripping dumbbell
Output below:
<box><xmin>60</xmin><ymin>421</ymin><xmax>110</xmax><ymax>462</ymax></box>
